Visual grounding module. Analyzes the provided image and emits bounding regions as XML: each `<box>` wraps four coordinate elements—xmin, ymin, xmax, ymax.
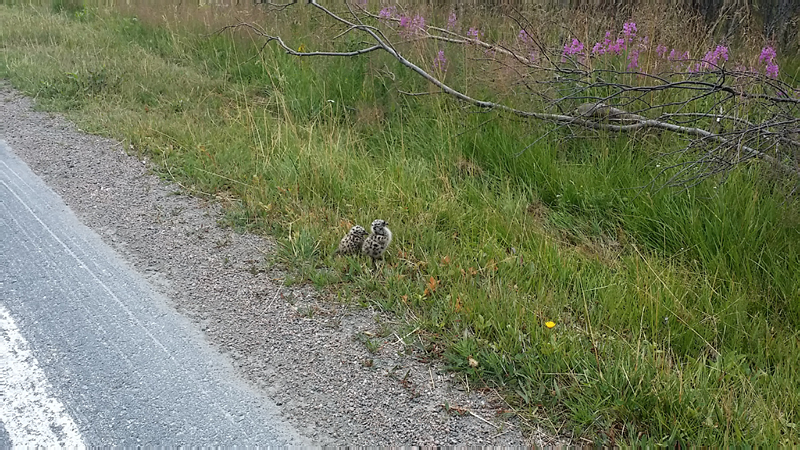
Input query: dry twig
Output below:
<box><xmin>218</xmin><ymin>1</ymin><xmax>800</xmax><ymax>189</ymax></box>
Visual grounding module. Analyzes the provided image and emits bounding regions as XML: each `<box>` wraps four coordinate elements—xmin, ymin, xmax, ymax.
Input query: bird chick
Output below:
<box><xmin>335</xmin><ymin>225</ymin><xmax>368</xmax><ymax>256</ymax></box>
<box><xmin>362</xmin><ymin>219</ymin><xmax>392</xmax><ymax>270</ymax></box>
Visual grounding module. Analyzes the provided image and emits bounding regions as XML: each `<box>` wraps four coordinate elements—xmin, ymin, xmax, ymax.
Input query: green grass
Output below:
<box><xmin>2</xmin><ymin>4</ymin><xmax>799</xmax><ymax>445</ymax></box>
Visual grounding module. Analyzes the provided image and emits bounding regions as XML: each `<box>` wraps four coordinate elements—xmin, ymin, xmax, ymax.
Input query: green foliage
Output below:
<box><xmin>51</xmin><ymin>0</ymin><xmax>89</xmax><ymax>18</ymax></box>
<box><xmin>1</xmin><ymin>4</ymin><xmax>799</xmax><ymax>445</ymax></box>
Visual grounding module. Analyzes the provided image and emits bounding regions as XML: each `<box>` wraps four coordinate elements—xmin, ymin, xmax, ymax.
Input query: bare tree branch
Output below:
<box><xmin>218</xmin><ymin>1</ymin><xmax>800</xmax><ymax>187</ymax></box>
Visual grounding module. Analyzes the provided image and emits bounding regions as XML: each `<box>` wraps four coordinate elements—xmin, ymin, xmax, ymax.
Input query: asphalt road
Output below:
<box><xmin>0</xmin><ymin>140</ymin><xmax>305</xmax><ymax>446</ymax></box>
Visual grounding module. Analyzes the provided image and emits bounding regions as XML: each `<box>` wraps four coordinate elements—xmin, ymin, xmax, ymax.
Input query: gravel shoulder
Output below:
<box><xmin>0</xmin><ymin>84</ymin><xmax>563</xmax><ymax>446</ymax></box>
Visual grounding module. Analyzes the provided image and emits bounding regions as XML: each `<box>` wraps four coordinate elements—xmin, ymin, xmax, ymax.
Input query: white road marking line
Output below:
<box><xmin>0</xmin><ymin>304</ymin><xmax>85</xmax><ymax>447</ymax></box>
<box><xmin>1</xmin><ymin>160</ymin><xmax>173</xmax><ymax>357</ymax></box>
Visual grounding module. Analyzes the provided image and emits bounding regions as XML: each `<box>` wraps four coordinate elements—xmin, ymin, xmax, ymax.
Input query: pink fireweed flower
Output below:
<box><xmin>412</xmin><ymin>15</ymin><xmax>425</xmax><ymax>32</ymax></box>
<box><xmin>622</xmin><ymin>22</ymin><xmax>637</xmax><ymax>42</ymax></box>
<box><xmin>433</xmin><ymin>50</ymin><xmax>447</xmax><ymax>72</ymax></box>
<box><xmin>562</xmin><ymin>38</ymin><xmax>584</xmax><ymax>57</ymax></box>
<box><xmin>562</xmin><ymin>38</ymin><xmax>585</xmax><ymax>64</ymax></box>
<box><xmin>591</xmin><ymin>31</ymin><xmax>613</xmax><ymax>56</ymax></box>
<box><xmin>668</xmin><ymin>49</ymin><xmax>689</xmax><ymax>61</ymax></box>
<box><xmin>447</xmin><ymin>11</ymin><xmax>457</xmax><ymax>31</ymax></box>
<box><xmin>603</xmin><ymin>37</ymin><xmax>625</xmax><ymax>55</ymax></box>
<box><xmin>715</xmin><ymin>45</ymin><xmax>729</xmax><ymax>61</ymax></box>
<box><xmin>766</xmin><ymin>61</ymin><xmax>779</xmax><ymax>78</ymax></box>
<box><xmin>378</xmin><ymin>6</ymin><xmax>395</xmax><ymax>20</ymax></box>
<box><xmin>700</xmin><ymin>51</ymin><xmax>714</xmax><ymax>69</ymax></box>
<box><xmin>627</xmin><ymin>49</ymin><xmax>639</xmax><ymax>69</ymax></box>
<box><xmin>759</xmin><ymin>46</ymin><xmax>777</xmax><ymax>64</ymax></box>
<box><xmin>667</xmin><ymin>49</ymin><xmax>691</xmax><ymax>71</ymax></box>
<box><xmin>698</xmin><ymin>45</ymin><xmax>729</xmax><ymax>71</ymax></box>
<box><xmin>759</xmin><ymin>46</ymin><xmax>779</xmax><ymax>78</ymax></box>
<box><xmin>398</xmin><ymin>14</ymin><xmax>425</xmax><ymax>37</ymax></box>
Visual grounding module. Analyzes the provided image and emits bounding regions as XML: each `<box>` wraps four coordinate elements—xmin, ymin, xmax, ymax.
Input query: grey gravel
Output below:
<box><xmin>0</xmin><ymin>83</ymin><xmax>567</xmax><ymax>446</ymax></box>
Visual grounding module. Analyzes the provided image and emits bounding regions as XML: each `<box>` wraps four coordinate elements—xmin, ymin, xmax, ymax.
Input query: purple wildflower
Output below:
<box><xmin>467</xmin><ymin>27</ymin><xmax>482</xmax><ymax>40</ymax></box>
<box><xmin>760</xmin><ymin>46</ymin><xmax>779</xmax><ymax>78</ymax></box>
<box><xmin>518</xmin><ymin>29</ymin><xmax>531</xmax><ymax>44</ymax></box>
<box><xmin>447</xmin><ymin>11</ymin><xmax>457</xmax><ymax>31</ymax></box>
<box><xmin>759</xmin><ymin>46</ymin><xmax>777</xmax><ymax>64</ymax></box>
<box><xmin>715</xmin><ymin>45</ymin><xmax>729</xmax><ymax>61</ymax></box>
<box><xmin>698</xmin><ymin>44</ymin><xmax>729</xmax><ymax>71</ymax></box>
<box><xmin>378</xmin><ymin>6</ymin><xmax>395</xmax><ymax>20</ymax></box>
<box><xmin>562</xmin><ymin>38</ymin><xmax>584</xmax><ymax>57</ymax></box>
<box><xmin>666</xmin><ymin>49</ymin><xmax>690</xmax><ymax>70</ymax></box>
<box><xmin>591</xmin><ymin>31</ymin><xmax>612</xmax><ymax>56</ymax></box>
<box><xmin>529</xmin><ymin>50</ymin><xmax>539</xmax><ymax>63</ymax></box>
<box><xmin>627</xmin><ymin>49</ymin><xmax>639</xmax><ymax>69</ymax></box>
<box><xmin>656</xmin><ymin>44</ymin><xmax>668</xmax><ymax>58</ymax></box>
<box><xmin>668</xmin><ymin>49</ymin><xmax>689</xmax><ymax>61</ymax></box>
<box><xmin>766</xmin><ymin>61</ymin><xmax>779</xmax><ymax>78</ymax></box>
<box><xmin>433</xmin><ymin>50</ymin><xmax>447</xmax><ymax>72</ymax></box>
<box><xmin>700</xmin><ymin>50</ymin><xmax>714</xmax><ymax>69</ymax></box>
<box><xmin>622</xmin><ymin>22</ymin><xmax>637</xmax><ymax>42</ymax></box>
<box><xmin>602</xmin><ymin>37</ymin><xmax>625</xmax><ymax>55</ymax></box>
<box><xmin>398</xmin><ymin>14</ymin><xmax>425</xmax><ymax>37</ymax></box>
<box><xmin>412</xmin><ymin>14</ymin><xmax>425</xmax><ymax>32</ymax></box>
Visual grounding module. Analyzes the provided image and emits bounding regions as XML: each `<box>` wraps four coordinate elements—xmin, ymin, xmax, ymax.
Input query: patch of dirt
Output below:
<box><xmin>0</xmin><ymin>84</ymin><xmax>567</xmax><ymax>446</ymax></box>
<box><xmin>526</xmin><ymin>200</ymin><xmax>549</xmax><ymax>223</ymax></box>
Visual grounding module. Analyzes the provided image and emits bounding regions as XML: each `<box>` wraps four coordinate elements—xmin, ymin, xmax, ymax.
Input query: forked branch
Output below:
<box><xmin>219</xmin><ymin>0</ymin><xmax>800</xmax><ymax>186</ymax></box>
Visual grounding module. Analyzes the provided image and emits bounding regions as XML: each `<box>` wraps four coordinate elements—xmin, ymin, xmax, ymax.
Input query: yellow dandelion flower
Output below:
<box><xmin>545</xmin><ymin>321</ymin><xmax>556</xmax><ymax>328</ymax></box>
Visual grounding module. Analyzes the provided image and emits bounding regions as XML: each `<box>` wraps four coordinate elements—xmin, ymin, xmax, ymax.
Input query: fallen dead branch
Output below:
<box><xmin>218</xmin><ymin>1</ymin><xmax>800</xmax><ymax>188</ymax></box>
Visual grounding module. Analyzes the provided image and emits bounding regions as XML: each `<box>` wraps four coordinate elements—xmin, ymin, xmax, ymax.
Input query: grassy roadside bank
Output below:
<box><xmin>2</xmin><ymin>4</ymin><xmax>799</xmax><ymax>445</ymax></box>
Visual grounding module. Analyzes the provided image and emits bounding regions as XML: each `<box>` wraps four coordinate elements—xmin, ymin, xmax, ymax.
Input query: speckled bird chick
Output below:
<box><xmin>362</xmin><ymin>219</ymin><xmax>392</xmax><ymax>270</ymax></box>
<box><xmin>335</xmin><ymin>225</ymin><xmax>368</xmax><ymax>256</ymax></box>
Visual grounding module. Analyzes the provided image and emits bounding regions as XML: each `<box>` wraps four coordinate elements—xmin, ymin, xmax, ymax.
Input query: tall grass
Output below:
<box><xmin>1</xmin><ymin>4</ymin><xmax>799</xmax><ymax>445</ymax></box>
